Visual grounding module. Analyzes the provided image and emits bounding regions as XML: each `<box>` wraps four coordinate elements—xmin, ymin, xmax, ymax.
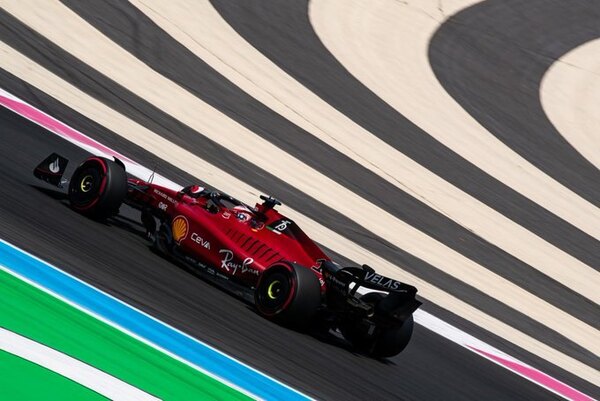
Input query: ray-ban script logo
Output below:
<box><xmin>219</xmin><ymin>249</ymin><xmax>254</xmax><ymax>275</ymax></box>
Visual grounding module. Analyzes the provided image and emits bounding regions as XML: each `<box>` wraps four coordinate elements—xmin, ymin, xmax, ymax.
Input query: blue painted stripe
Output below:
<box><xmin>0</xmin><ymin>239</ymin><xmax>313</xmax><ymax>401</ymax></box>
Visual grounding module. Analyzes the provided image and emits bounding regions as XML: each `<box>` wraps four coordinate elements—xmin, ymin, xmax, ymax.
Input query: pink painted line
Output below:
<box><xmin>0</xmin><ymin>94</ymin><xmax>134</xmax><ymax>164</ymax></box>
<box><xmin>468</xmin><ymin>346</ymin><xmax>596</xmax><ymax>401</ymax></box>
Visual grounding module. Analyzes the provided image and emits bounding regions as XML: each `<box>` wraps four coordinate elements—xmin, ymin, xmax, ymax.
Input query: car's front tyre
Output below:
<box><xmin>68</xmin><ymin>157</ymin><xmax>127</xmax><ymax>218</ymax></box>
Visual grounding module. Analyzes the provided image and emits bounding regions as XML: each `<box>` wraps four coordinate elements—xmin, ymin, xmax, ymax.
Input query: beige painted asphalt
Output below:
<box><xmin>1</xmin><ymin>41</ymin><xmax>598</xmax><ymax>385</ymax></box>
<box><xmin>129</xmin><ymin>0</ymin><xmax>600</xmax><ymax>307</ymax></box>
<box><xmin>310</xmin><ymin>0</ymin><xmax>600</xmax><ymax>242</ymax></box>
<box><xmin>0</xmin><ymin>0</ymin><xmax>598</xmax><ymax>385</ymax></box>
<box><xmin>541</xmin><ymin>38</ymin><xmax>600</xmax><ymax>171</ymax></box>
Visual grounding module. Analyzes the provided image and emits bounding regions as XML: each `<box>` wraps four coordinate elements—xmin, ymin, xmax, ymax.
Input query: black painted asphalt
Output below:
<box><xmin>0</xmin><ymin>4</ymin><xmax>596</xmax><ymax>369</ymax></box>
<box><xmin>430</xmin><ymin>0</ymin><xmax>600</xmax><ymax>208</ymax></box>
<box><xmin>1</xmin><ymin>0</ymin><xmax>598</xmax><ymax>398</ymax></box>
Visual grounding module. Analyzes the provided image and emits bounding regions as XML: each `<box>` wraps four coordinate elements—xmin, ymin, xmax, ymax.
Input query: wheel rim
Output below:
<box><xmin>257</xmin><ymin>271</ymin><xmax>293</xmax><ymax>315</ymax></box>
<box><xmin>69</xmin><ymin>164</ymin><xmax>105</xmax><ymax>209</ymax></box>
<box><xmin>267</xmin><ymin>280</ymin><xmax>281</xmax><ymax>299</ymax></box>
<box><xmin>80</xmin><ymin>174</ymin><xmax>94</xmax><ymax>192</ymax></box>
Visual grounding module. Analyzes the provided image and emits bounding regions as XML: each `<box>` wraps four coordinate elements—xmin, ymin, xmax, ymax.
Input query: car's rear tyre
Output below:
<box><xmin>68</xmin><ymin>157</ymin><xmax>127</xmax><ymax>218</ymax></box>
<box><xmin>341</xmin><ymin>293</ymin><xmax>414</xmax><ymax>358</ymax></box>
<box><xmin>151</xmin><ymin>222</ymin><xmax>174</xmax><ymax>257</ymax></box>
<box><xmin>255</xmin><ymin>262</ymin><xmax>321</xmax><ymax>326</ymax></box>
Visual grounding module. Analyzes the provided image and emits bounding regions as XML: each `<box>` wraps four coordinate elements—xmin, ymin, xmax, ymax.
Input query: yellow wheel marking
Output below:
<box><xmin>267</xmin><ymin>280</ymin><xmax>281</xmax><ymax>300</ymax></box>
<box><xmin>80</xmin><ymin>175</ymin><xmax>93</xmax><ymax>193</ymax></box>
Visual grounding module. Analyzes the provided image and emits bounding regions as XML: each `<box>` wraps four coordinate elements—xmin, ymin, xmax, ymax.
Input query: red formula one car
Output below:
<box><xmin>34</xmin><ymin>154</ymin><xmax>421</xmax><ymax>357</ymax></box>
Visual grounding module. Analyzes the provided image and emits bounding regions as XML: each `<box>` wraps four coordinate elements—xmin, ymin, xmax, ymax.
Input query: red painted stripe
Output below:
<box><xmin>468</xmin><ymin>346</ymin><xmax>595</xmax><ymax>401</ymax></box>
<box><xmin>0</xmin><ymin>94</ymin><xmax>133</xmax><ymax>163</ymax></box>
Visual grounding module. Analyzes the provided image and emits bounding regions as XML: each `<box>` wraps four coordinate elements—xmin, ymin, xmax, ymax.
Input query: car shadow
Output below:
<box><xmin>110</xmin><ymin>214</ymin><xmax>147</xmax><ymax>237</ymax></box>
<box><xmin>31</xmin><ymin>183</ymin><xmax>148</xmax><ymax>232</ymax></box>
<box><xmin>30</xmin><ymin>184</ymin><xmax>68</xmax><ymax>200</ymax></box>
<box><xmin>242</xmin><ymin>304</ymin><xmax>397</xmax><ymax>365</ymax></box>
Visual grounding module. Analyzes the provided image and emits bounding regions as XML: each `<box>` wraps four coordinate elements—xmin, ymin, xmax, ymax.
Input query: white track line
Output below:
<box><xmin>2</xmin><ymin>2</ymin><xmax>598</xmax><ymax>355</ymax></box>
<box><xmin>415</xmin><ymin>312</ymin><xmax>596</xmax><ymax>401</ymax></box>
<box><xmin>309</xmin><ymin>0</ymin><xmax>600</xmax><ymax>241</ymax></box>
<box><xmin>0</xmin><ymin>327</ymin><xmax>161</xmax><ymax>401</ymax></box>
<box><xmin>0</xmin><ymin>47</ymin><xmax>598</xmax><ymax>387</ymax></box>
<box><xmin>541</xmin><ymin>38</ymin><xmax>600</xmax><ymax>170</ymax></box>
<box><xmin>129</xmin><ymin>0</ymin><xmax>600</xmax><ymax>311</ymax></box>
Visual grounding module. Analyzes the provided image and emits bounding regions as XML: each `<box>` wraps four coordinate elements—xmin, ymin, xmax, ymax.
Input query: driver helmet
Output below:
<box><xmin>233</xmin><ymin>205</ymin><xmax>252</xmax><ymax>222</ymax></box>
<box><xmin>181</xmin><ymin>184</ymin><xmax>206</xmax><ymax>198</ymax></box>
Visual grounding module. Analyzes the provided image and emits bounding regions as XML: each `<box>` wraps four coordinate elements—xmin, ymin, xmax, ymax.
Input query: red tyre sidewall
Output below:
<box><xmin>256</xmin><ymin>263</ymin><xmax>297</xmax><ymax>317</ymax></box>
<box><xmin>71</xmin><ymin>157</ymin><xmax>108</xmax><ymax>212</ymax></box>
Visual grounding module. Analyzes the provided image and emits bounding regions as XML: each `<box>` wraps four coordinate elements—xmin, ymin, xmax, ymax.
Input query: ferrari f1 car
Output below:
<box><xmin>34</xmin><ymin>153</ymin><xmax>421</xmax><ymax>357</ymax></box>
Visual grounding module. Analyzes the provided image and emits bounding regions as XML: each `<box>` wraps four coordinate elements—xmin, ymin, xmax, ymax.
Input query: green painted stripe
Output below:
<box><xmin>0</xmin><ymin>269</ymin><xmax>252</xmax><ymax>401</ymax></box>
<box><xmin>0</xmin><ymin>350</ymin><xmax>109</xmax><ymax>401</ymax></box>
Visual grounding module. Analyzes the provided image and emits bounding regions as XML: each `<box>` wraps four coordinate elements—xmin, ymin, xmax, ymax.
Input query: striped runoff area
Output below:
<box><xmin>0</xmin><ymin>0</ymin><xmax>598</xmax><ymax>399</ymax></box>
<box><xmin>541</xmin><ymin>38</ymin><xmax>600</xmax><ymax>171</ymax></box>
<box><xmin>0</xmin><ymin>86</ymin><xmax>595</xmax><ymax>401</ymax></box>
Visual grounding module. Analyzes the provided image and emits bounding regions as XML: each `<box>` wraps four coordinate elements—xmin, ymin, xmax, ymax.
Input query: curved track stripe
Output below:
<box><xmin>4</xmin><ymin>80</ymin><xmax>584</xmax><ymax>400</ymax></box>
<box><xmin>309</xmin><ymin>0</ymin><xmax>600</xmax><ymax>243</ymax></box>
<box><xmin>49</xmin><ymin>0</ymin><xmax>600</xmax><ymax>332</ymax></box>
<box><xmin>428</xmin><ymin>0</ymin><xmax>600</xmax><ymax>206</ymax></box>
<box><xmin>5</xmin><ymin>2</ymin><xmax>600</xmax><ymax>350</ymax></box>
<box><xmin>210</xmin><ymin>0</ymin><xmax>600</xmax><ymax>272</ymax></box>
<box><xmin>123</xmin><ymin>0</ymin><xmax>600</xmax><ymax>318</ymax></box>
<box><xmin>541</xmin><ymin>38</ymin><xmax>600</xmax><ymax>170</ymax></box>
<box><xmin>0</xmin><ymin>65</ymin><xmax>598</xmax><ymax>386</ymax></box>
<box><xmin>1</xmin><ymin>87</ymin><xmax>598</xmax><ymax>398</ymax></box>
<box><xmin>0</xmin><ymin>29</ymin><xmax>598</xmax><ymax>361</ymax></box>
<box><xmin>5</xmin><ymin>35</ymin><xmax>592</xmax><ymax>367</ymax></box>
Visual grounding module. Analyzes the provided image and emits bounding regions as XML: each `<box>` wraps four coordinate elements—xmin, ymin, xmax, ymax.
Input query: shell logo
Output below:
<box><xmin>172</xmin><ymin>215</ymin><xmax>189</xmax><ymax>244</ymax></box>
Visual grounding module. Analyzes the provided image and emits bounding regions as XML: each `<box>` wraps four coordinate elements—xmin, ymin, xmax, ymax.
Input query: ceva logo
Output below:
<box><xmin>171</xmin><ymin>215</ymin><xmax>189</xmax><ymax>244</ymax></box>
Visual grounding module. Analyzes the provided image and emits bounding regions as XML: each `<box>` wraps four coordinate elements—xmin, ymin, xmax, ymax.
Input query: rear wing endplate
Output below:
<box><xmin>33</xmin><ymin>153</ymin><xmax>69</xmax><ymax>187</ymax></box>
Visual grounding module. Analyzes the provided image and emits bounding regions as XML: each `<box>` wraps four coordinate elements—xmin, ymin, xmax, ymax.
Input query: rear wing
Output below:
<box><xmin>337</xmin><ymin>264</ymin><xmax>418</xmax><ymax>297</ymax></box>
<box><xmin>33</xmin><ymin>153</ymin><xmax>69</xmax><ymax>187</ymax></box>
<box><xmin>33</xmin><ymin>153</ymin><xmax>126</xmax><ymax>188</ymax></box>
<box><xmin>322</xmin><ymin>263</ymin><xmax>422</xmax><ymax>321</ymax></box>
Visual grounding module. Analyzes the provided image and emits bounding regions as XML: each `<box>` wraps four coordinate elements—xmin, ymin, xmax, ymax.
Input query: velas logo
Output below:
<box><xmin>171</xmin><ymin>215</ymin><xmax>189</xmax><ymax>244</ymax></box>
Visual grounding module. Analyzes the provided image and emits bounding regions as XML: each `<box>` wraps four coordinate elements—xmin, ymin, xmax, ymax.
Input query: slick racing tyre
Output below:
<box><xmin>68</xmin><ymin>157</ymin><xmax>127</xmax><ymax>218</ymax></box>
<box><xmin>255</xmin><ymin>262</ymin><xmax>321</xmax><ymax>326</ymax></box>
<box><xmin>342</xmin><ymin>293</ymin><xmax>414</xmax><ymax>358</ymax></box>
<box><xmin>151</xmin><ymin>222</ymin><xmax>174</xmax><ymax>257</ymax></box>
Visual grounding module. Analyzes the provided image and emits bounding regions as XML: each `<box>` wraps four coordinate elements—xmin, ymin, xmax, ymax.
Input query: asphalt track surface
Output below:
<box><xmin>209</xmin><ymin>0</ymin><xmax>600</xmax><ymax>271</ymax></box>
<box><xmin>0</xmin><ymin>0</ymin><xmax>599</xmax><ymax>399</ymax></box>
<box><xmin>56</xmin><ymin>0</ymin><xmax>600</xmax><ymax>334</ymax></box>
<box><xmin>0</xmin><ymin>3</ymin><xmax>596</xmax><ymax>366</ymax></box>
<box><xmin>429</xmin><ymin>0</ymin><xmax>600</xmax><ymax>208</ymax></box>
<box><xmin>0</xmin><ymin>84</ymin><xmax>556</xmax><ymax>401</ymax></box>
